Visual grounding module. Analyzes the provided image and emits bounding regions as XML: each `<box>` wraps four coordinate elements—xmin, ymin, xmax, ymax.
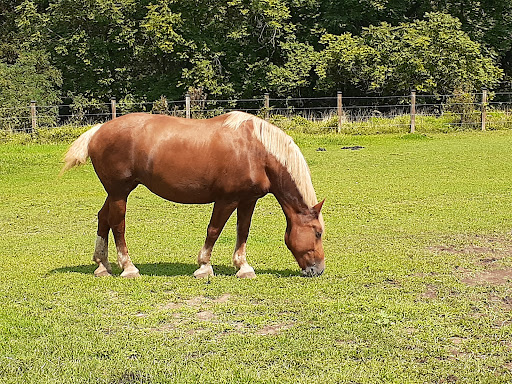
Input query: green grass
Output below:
<box><xmin>0</xmin><ymin>131</ymin><xmax>511</xmax><ymax>383</ymax></box>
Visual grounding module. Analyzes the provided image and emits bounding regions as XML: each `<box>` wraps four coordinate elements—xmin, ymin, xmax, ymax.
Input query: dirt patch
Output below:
<box><xmin>212</xmin><ymin>294</ymin><xmax>231</xmax><ymax>303</ymax></box>
<box><xmin>449</xmin><ymin>337</ymin><xmax>466</xmax><ymax>345</ymax></box>
<box><xmin>185</xmin><ymin>296</ymin><xmax>207</xmax><ymax>307</ymax></box>
<box><xmin>196</xmin><ymin>310</ymin><xmax>216</xmax><ymax>321</ymax></box>
<box><xmin>437</xmin><ymin>375</ymin><xmax>458</xmax><ymax>383</ymax></box>
<box><xmin>160</xmin><ymin>294</ymin><xmax>232</xmax><ymax>311</ymax></box>
<box><xmin>460</xmin><ymin>268</ymin><xmax>512</xmax><ymax>286</ymax></box>
<box><xmin>428</xmin><ymin>234</ymin><xmax>512</xmax><ymax>258</ymax></box>
<box><xmin>160</xmin><ymin>302</ymin><xmax>182</xmax><ymax>310</ymax></box>
<box><xmin>155</xmin><ymin>294</ymin><xmax>296</xmax><ymax>336</ymax></box>
<box><xmin>186</xmin><ymin>328</ymin><xmax>207</xmax><ymax>335</ymax></box>
<box><xmin>428</xmin><ymin>235</ymin><xmax>512</xmax><ymax>287</ymax></box>
<box><xmin>428</xmin><ymin>245</ymin><xmax>496</xmax><ymax>255</ymax></box>
<box><xmin>501</xmin><ymin>340</ymin><xmax>512</xmax><ymax>350</ymax></box>
<box><xmin>503</xmin><ymin>296</ymin><xmax>512</xmax><ymax>308</ymax></box>
<box><xmin>151</xmin><ymin>294</ymin><xmax>234</xmax><ymax>332</ymax></box>
<box><xmin>256</xmin><ymin>323</ymin><xmax>294</xmax><ymax>335</ymax></box>
<box><xmin>185</xmin><ymin>294</ymin><xmax>232</xmax><ymax>306</ymax></box>
<box><xmin>479</xmin><ymin>257</ymin><xmax>500</xmax><ymax>265</ymax></box>
<box><xmin>152</xmin><ymin>323</ymin><xmax>177</xmax><ymax>332</ymax></box>
<box><xmin>421</xmin><ymin>284</ymin><xmax>438</xmax><ymax>299</ymax></box>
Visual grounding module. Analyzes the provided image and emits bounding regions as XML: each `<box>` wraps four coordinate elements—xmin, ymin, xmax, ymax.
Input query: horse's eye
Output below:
<box><xmin>315</xmin><ymin>231</ymin><xmax>322</xmax><ymax>239</ymax></box>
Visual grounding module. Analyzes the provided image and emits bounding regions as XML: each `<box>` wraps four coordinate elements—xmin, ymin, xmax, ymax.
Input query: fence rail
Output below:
<box><xmin>2</xmin><ymin>89</ymin><xmax>512</xmax><ymax>133</ymax></box>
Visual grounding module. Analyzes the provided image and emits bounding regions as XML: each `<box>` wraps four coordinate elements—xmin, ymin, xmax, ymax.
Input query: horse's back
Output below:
<box><xmin>89</xmin><ymin>113</ymin><xmax>225</xmax><ymax>169</ymax></box>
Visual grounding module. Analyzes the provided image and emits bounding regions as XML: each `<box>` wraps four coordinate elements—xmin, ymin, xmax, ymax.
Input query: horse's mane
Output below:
<box><xmin>223</xmin><ymin>111</ymin><xmax>318</xmax><ymax>207</ymax></box>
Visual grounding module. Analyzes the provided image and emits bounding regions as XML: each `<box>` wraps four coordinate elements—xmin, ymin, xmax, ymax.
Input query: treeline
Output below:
<box><xmin>1</xmin><ymin>0</ymin><xmax>510</xmax><ymax>111</ymax></box>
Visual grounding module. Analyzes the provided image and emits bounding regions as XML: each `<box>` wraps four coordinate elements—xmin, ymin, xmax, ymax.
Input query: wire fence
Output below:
<box><xmin>3</xmin><ymin>90</ymin><xmax>512</xmax><ymax>133</ymax></box>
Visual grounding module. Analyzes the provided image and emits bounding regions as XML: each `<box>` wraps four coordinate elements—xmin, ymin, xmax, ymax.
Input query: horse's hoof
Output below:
<box><xmin>194</xmin><ymin>264</ymin><xmax>214</xmax><ymax>279</ymax></box>
<box><xmin>236</xmin><ymin>271</ymin><xmax>256</xmax><ymax>279</ymax></box>
<box><xmin>236</xmin><ymin>265</ymin><xmax>256</xmax><ymax>279</ymax></box>
<box><xmin>121</xmin><ymin>266</ymin><xmax>140</xmax><ymax>279</ymax></box>
<box><xmin>94</xmin><ymin>266</ymin><xmax>112</xmax><ymax>277</ymax></box>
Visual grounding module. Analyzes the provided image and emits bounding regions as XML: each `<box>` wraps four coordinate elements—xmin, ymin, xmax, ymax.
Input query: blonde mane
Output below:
<box><xmin>223</xmin><ymin>111</ymin><xmax>318</xmax><ymax>207</ymax></box>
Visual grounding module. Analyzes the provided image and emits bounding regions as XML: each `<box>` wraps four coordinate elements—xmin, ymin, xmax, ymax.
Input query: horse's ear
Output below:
<box><xmin>311</xmin><ymin>199</ymin><xmax>325</xmax><ymax>217</ymax></box>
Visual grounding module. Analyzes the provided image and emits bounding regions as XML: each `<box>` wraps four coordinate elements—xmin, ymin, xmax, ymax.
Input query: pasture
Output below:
<box><xmin>0</xmin><ymin>130</ymin><xmax>511</xmax><ymax>383</ymax></box>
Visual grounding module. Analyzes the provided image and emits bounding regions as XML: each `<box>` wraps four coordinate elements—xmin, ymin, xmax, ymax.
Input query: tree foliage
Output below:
<box><xmin>316</xmin><ymin>13</ymin><xmax>503</xmax><ymax>95</ymax></box>
<box><xmin>0</xmin><ymin>0</ymin><xmax>510</xmax><ymax>107</ymax></box>
<box><xmin>0</xmin><ymin>1</ymin><xmax>62</xmax><ymax>129</ymax></box>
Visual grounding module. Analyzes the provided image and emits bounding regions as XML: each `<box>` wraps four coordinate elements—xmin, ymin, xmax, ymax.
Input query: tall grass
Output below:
<box><xmin>269</xmin><ymin>109</ymin><xmax>512</xmax><ymax>135</ymax></box>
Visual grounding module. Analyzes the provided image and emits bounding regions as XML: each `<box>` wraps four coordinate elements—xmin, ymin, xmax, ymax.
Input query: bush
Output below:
<box><xmin>269</xmin><ymin>114</ymin><xmax>337</xmax><ymax>134</ymax></box>
<box><xmin>35</xmin><ymin>125</ymin><xmax>91</xmax><ymax>143</ymax></box>
<box><xmin>0</xmin><ymin>124</ymin><xmax>91</xmax><ymax>144</ymax></box>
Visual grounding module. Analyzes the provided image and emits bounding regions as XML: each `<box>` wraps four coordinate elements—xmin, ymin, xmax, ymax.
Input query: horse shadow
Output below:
<box><xmin>51</xmin><ymin>262</ymin><xmax>301</xmax><ymax>277</ymax></box>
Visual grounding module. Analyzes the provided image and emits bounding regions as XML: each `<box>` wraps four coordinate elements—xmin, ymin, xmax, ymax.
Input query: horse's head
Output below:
<box><xmin>284</xmin><ymin>200</ymin><xmax>325</xmax><ymax>277</ymax></box>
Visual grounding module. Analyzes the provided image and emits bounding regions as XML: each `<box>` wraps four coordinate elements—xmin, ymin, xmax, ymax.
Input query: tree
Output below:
<box><xmin>316</xmin><ymin>13</ymin><xmax>503</xmax><ymax>95</ymax></box>
<box><xmin>44</xmin><ymin>0</ymin><xmax>142</xmax><ymax>101</ymax></box>
<box><xmin>2</xmin><ymin>0</ymin><xmax>510</xmax><ymax>106</ymax></box>
<box><xmin>267</xmin><ymin>39</ymin><xmax>317</xmax><ymax>96</ymax></box>
<box><xmin>0</xmin><ymin>1</ymin><xmax>62</xmax><ymax>130</ymax></box>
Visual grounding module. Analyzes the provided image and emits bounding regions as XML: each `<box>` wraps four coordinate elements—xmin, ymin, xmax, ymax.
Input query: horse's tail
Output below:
<box><xmin>60</xmin><ymin>124</ymin><xmax>103</xmax><ymax>175</ymax></box>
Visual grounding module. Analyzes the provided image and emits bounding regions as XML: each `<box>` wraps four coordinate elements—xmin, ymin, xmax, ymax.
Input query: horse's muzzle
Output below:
<box><xmin>302</xmin><ymin>264</ymin><xmax>325</xmax><ymax>277</ymax></box>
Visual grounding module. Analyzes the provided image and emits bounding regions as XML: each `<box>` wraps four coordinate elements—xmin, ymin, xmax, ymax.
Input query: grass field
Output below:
<box><xmin>0</xmin><ymin>130</ymin><xmax>511</xmax><ymax>383</ymax></box>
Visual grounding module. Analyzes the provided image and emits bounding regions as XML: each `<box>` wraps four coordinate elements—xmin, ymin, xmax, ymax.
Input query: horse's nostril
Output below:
<box><xmin>302</xmin><ymin>265</ymin><xmax>324</xmax><ymax>277</ymax></box>
<box><xmin>302</xmin><ymin>269</ymin><xmax>313</xmax><ymax>277</ymax></box>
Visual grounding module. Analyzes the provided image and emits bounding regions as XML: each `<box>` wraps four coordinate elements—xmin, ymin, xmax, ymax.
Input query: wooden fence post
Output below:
<box><xmin>111</xmin><ymin>97</ymin><xmax>117</xmax><ymax>120</ymax></box>
<box><xmin>264</xmin><ymin>93</ymin><xmax>270</xmax><ymax>120</ymax></box>
<box><xmin>410</xmin><ymin>89</ymin><xmax>416</xmax><ymax>133</ymax></box>
<box><xmin>185</xmin><ymin>94</ymin><xmax>191</xmax><ymax>118</ymax></box>
<box><xmin>481</xmin><ymin>88</ymin><xmax>487</xmax><ymax>131</ymax></box>
<box><xmin>30</xmin><ymin>101</ymin><xmax>37</xmax><ymax>132</ymax></box>
<box><xmin>337</xmin><ymin>91</ymin><xmax>343</xmax><ymax>133</ymax></box>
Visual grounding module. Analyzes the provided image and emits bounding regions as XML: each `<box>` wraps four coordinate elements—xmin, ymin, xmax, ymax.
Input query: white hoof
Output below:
<box><xmin>94</xmin><ymin>265</ymin><xmax>112</xmax><ymax>277</ymax></box>
<box><xmin>194</xmin><ymin>264</ymin><xmax>214</xmax><ymax>279</ymax></box>
<box><xmin>236</xmin><ymin>264</ymin><xmax>256</xmax><ymax>279</ymax></box>
<box><xmin>121</xmin><ymin>265</ymin><xmax>140</xmax><ymax>278</ymax></box>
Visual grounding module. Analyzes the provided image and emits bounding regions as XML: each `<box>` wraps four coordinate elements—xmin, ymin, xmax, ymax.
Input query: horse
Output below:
<box><xmin>61</xmin><ymin>111</ymin><xmax>325</xmax><ymax>279</ymax></box>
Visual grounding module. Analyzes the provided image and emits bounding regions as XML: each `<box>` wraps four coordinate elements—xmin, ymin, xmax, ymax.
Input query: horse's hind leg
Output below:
<box><xmin>93</xmin><ymin>198</ymin><xmax>112</xmax><ymax>277</ymax></box>
<box><xmin>108</xmin><ymin>196</ymin><xmax>140</xmax><ymax>278</ymax></box>
<box><xmin>194</xmin><ymin>201</ymin><xmax>237</xmax><ymax>278</ymax></box>
<box><xmin>233</xmin><ymin>200</ymin><xmax>257</xmax><ymax>279</ymax></box>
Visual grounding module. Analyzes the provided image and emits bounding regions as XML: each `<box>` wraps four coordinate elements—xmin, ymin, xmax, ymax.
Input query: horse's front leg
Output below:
<box><xmin>194</xmin><ymin>201</ymin><xmax>237</xmax><ymax>278</ymax></box>
<box><xmin>233</xmin><ymin>200</ymin><xmax>257</xmax><ymax>278</ymax></box>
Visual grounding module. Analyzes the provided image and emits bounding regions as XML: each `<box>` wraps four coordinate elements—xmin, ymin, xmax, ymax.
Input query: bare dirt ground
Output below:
<box><xmin>428</xmin><ymin>234</ymin><xmax>512</xmax><ymax>287</ymax></box>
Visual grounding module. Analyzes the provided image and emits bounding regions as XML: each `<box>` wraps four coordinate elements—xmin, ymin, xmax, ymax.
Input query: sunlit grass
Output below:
<box><xmin>0</xmin><ymin>130</ymin><xmax>511</xmax><ymax>383</ymax></box>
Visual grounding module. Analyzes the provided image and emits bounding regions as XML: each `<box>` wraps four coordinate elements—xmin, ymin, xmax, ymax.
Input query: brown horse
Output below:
<box><xmin>62</xmin><ymin>112</ymin><xmax>325</xmax><ymax>278</ymax></box>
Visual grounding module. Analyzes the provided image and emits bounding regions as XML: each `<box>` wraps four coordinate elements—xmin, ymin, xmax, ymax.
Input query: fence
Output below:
<box><xmin>3</xmin><ymin>89</ymin><xmax>512</xmax><ymax>133</ymax></box>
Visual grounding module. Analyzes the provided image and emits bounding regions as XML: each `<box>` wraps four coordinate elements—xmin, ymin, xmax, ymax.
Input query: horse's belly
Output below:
<box><xmin>141</xmin><ymin>170</ymin><xmax>268</xmax><ymax>204</ymax></box>
<box><xmin>144</xmin><ymin>180</ymin><xmax>218</xmax><ymax>204</ymax></box>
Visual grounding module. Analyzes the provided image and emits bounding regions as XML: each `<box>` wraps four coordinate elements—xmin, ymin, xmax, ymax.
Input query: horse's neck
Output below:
<box><xmin>268</xmin><ymin>162</ymin><xmax>310</xmax><ymax>221</ymax></box>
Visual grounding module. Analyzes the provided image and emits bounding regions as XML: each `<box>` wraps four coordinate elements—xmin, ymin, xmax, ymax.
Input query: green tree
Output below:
<box><xmin>316</xmin><ymin>12</ymin><xmax>503</xmax><ymax>95</ymax></box>
<box><xmin>0</xmin><ymin>1</ymin><xmax>62</xmax><ymax>130</ymax></box>
<box><xmin>267</xmin><ymin>39</ymin><xmax>317</xmax><ymax>96</ymax></box>
<box><xmin>140</xmin><ymin>0</ymin><xmax>307</xmax><ymax>98</ymax></box>
<box><xmin>45</xmin><ymin>0</ymin><xmax>142</xmax><ymax>101</ymax></box>
<box><xmin>2</xmin><ymin>0</ymin><xmax>510</xmax><ymax>106</ymax></box>
<box><xmin>431</xmin><ymin>0</ymin><xmax>512</xmax><ymax>82</ymax></box>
